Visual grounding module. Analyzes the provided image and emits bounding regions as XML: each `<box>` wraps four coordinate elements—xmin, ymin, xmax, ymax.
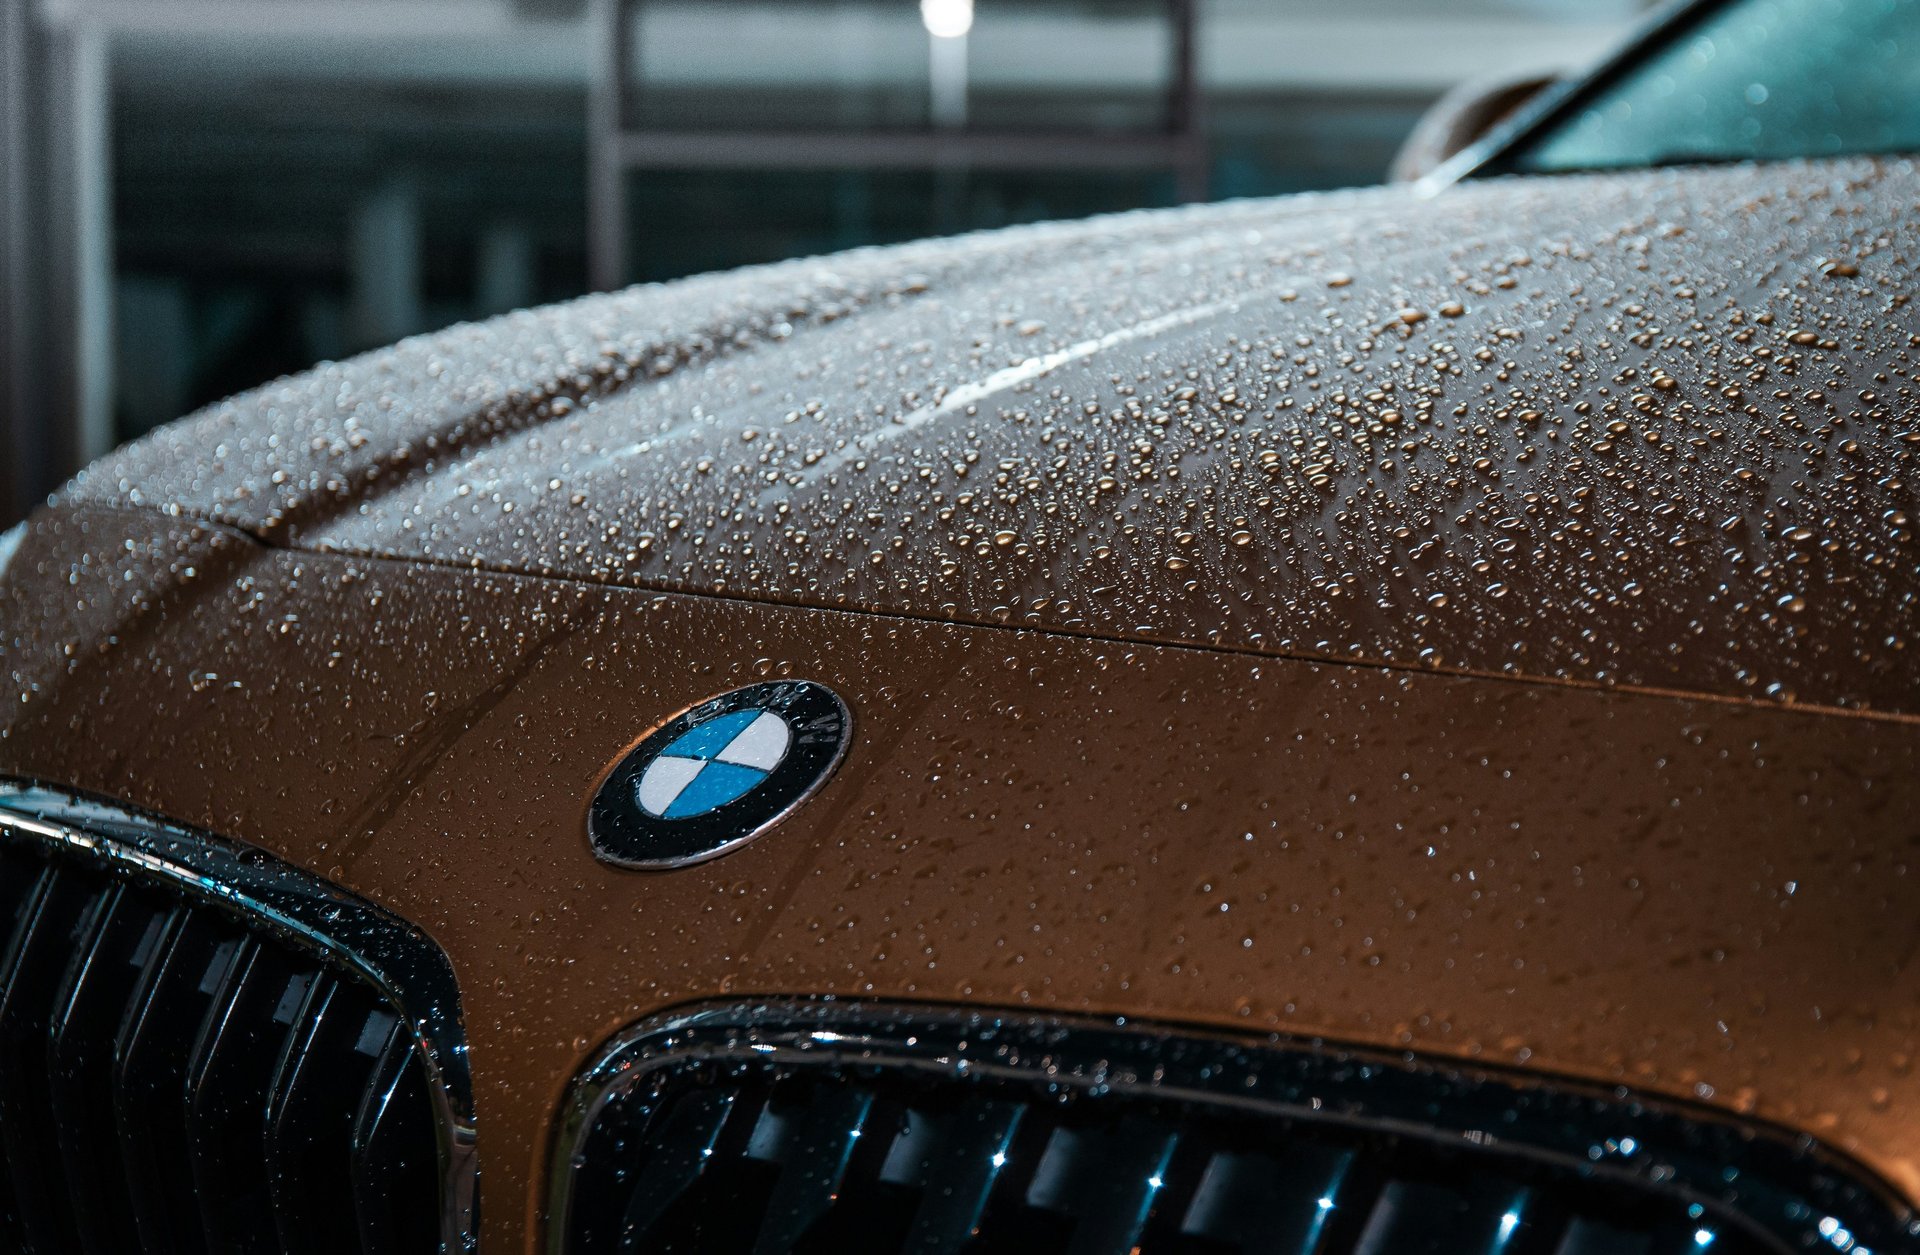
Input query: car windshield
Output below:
<box><xmin>1496</xmin><ymin>0</ymin><xmax>1920</xmax><ymax>173</ymax></box>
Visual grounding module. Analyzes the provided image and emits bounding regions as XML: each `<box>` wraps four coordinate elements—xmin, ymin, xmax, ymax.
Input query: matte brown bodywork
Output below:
<box><xmin>4</xmin><ymin>157</ymin><xmax>1920</xmax><ymax>1249</ymax></box>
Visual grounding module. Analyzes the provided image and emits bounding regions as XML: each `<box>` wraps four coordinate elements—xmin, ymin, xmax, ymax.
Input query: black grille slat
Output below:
<box><xmin>750</xmin><ymin>1085</ymin><xmax>875</xmax><ymax>1255</ymax></box>
<box><xmin>1033</xmin><ymin>1116</ymin><xmax>1179</xmax><ymax>1255</ymax></box>
<box><xmin>350</xmin><ymin>1019</ymin><xmax>441</xmax><ymax>1255</ymax></box>
<box><xmin>898</xmin><ymin>1100</ymin><xmax>1024</xmax><ymax>1255</ymax></box>
<box><xmin>1350</xmin><ymin>1178</ymin><xmax>1529</xmax><ymax>1255</ymax></box>
<box><xmin>267</xmin><ymin>974</ymin><xmax>378</xmax><ymax>1255</ymax></box>
<box><xmin>114</xmin><ymin>915</ymin><xmax>247</xmax><ymax>1255</ymax></box>
<box><xmin>0</xmin><ymin>852</ymin><xmax>49</xmax><ymax>1251</ymax></box>
<box><xmin>1554</xmin><ymin>1215</ymin><xmax>1657</xmax><ymax>1254</ymax></box>
<box><xmin>0</xmin><ymin>789</ymin><xmax>464</xmax><ymax>1255</ymax></box>
<box><xmin>1176</xmin><ymin>1144</ymin><xmax>1353</xmax><ymax>1251</ymax></box>
<box><xmin>185</xmin><ymin>941</ymin><xmax>312</xmax><ymax>1254</ymax></box>
<box><xmin>0</xmin><ymin>867</ymin><xmax>110</xmax><ymax>1254</ymax></box>
<box><xmin>0</xmin><ymin>848</ymin><xmax>47</xmax><ymax>1252</ymax></box>
<box><xmin>791</xmin><ymin>1092</ymin><xmax>921</xmax><ymax>1252</ymax></box>
<box><xmin>0</xmin><ymin>847</ymin><xmax>42</xmax><ymax>975</ymax></box>
<box><xmin>46</xmin><ymin>885</ymin><xmax>177</xmax><ymax>1255</ymax></box>
<box><xmin>614</xmin><ymin>1087</ymin><xmax>739</xmax><ymax>1250</ymax></box>
<box><xmin>561</xmin><ymin>1009</ymin><xmax>1916</xmax><ymax>1255</ymax></box>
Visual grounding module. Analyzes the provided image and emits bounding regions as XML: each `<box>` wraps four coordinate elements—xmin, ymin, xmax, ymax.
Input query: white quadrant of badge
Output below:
<box><xmin>634</xmin><ymin>709</ymin><xmax>793</xmax><ymax>820</ymax></box>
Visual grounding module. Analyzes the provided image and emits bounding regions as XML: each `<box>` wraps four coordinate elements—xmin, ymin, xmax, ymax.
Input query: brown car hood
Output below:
<box><xmin>10</xmin><ymin>159</ymin><xmax>1920</xmax><ymax>1245</ymax></box>
<box><xmin>64</xmin><ymin>156</ymin><xmax>1920</xmax><ymax>718</ymax></box>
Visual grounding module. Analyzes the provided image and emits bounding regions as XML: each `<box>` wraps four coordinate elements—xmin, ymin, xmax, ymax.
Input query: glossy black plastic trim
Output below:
<box><xmin>0</xmin><ymin>781</ymin><xmax>477</xmax><ymax>1253</ymax></box>
<box><xmin>549</xmin><ymin>998</ymin><xmax>1920</xmax><ymax>1255</ymax></box>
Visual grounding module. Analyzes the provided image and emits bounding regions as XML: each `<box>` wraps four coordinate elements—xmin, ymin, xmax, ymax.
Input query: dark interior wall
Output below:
<box><xmin>109</xmin><ymin>76</ymin><xmax>1431</xmax><ymax>444</ymax></box>
<box><xmin>112</xmin><ymin>79</ymin><xmax>590</xmax><ymax>437</ymax></box>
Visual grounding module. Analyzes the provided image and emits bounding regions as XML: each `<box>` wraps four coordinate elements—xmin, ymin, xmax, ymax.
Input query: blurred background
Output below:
<box><xmin>0</xmin><ymin>0</ymin><xmax>1650</xmax><ymax>525</ymax></box>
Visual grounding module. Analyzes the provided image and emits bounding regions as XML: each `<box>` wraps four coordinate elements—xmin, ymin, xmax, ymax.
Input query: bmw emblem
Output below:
<box><xmin>588</xmin><ymin>680</ymin><xmax>852</xmax><ymax>869</ymax></box>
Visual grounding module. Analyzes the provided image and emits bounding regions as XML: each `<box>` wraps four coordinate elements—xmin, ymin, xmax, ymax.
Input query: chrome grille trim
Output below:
<box><xmin>551</xmin><ymin>1000</ymin><xmax>1919</xmax><ymax>1255</ymax></box>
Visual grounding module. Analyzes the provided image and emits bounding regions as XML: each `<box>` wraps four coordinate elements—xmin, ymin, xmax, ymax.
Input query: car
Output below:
<box><xmin>4</xmin><ymin>0</ymin><xmax>1919</xmax><ymax>1250</ymax></box>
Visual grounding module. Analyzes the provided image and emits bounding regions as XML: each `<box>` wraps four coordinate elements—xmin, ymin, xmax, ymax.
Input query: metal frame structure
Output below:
<box><xmin>1</xmin><ymin>4</ymin><xmax>113</xmax><ymax>526</ymax></box>
<box><xmin>588</xmin><ymin>0</ymin><xmax>1207</xmax><ymax>291</ymax></box>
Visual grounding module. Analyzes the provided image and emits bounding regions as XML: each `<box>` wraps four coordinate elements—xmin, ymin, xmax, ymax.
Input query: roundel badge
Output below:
<box><xmin>588</xmin><ymin>680</ymin><xmax>851</xmax><ymax>869</ymax></box>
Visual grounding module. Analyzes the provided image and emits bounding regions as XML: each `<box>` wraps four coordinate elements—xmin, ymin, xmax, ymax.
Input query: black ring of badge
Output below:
<box><xmin>588</xmin><ymin>680</ymin><xmax>852</xmax><ymax>870</ymax></box>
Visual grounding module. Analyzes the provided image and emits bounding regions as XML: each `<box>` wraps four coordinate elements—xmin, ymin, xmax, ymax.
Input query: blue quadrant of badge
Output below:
<box><xmin>635</xmin><ymin>708</ymin><xmax>797</xmax><ymax>820</ymax></box>
<box><xmin>660</xmin><ymin>709</ymin><xmax>762</xmax><ymax>759</ymax></box>
<box><xmin>659</xmin><ymin>760</ymin><xmax>769</xmax><ymax>818</ymax></box>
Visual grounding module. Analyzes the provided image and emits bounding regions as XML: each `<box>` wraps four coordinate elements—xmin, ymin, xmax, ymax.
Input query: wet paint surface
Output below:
<box><xmin>9</xmin><ymin>157</ymin><xmax>1920</xmax><ymax>1248</ymax></box>
<box><xmin>3</xmin><ymin>509</ymin><xmax>1919</xmax><ymax>1250</ymax></box>
<box><xmin>62</xmin><ymin>159</ymin><xmax>1920</xmax><ymax>715</ymax></box>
